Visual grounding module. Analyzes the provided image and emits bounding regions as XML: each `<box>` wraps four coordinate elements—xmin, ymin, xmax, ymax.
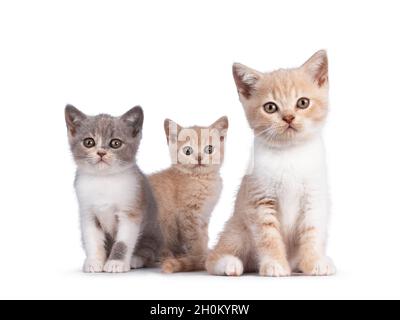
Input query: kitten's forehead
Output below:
<box><xmin>259</xmin><ymin>68</ymin><xmax>311</xmax><ymax>99</ymax></box>
<box><xmin>187</xmin><ymin>126</ymin><xmax>206</xmax><ymax>136</ymax></box>
<box><xmin>177</xmin><ymin>125</ymin><xmax>222</xmax><ymax>146</ymax></box>
<box><xmin>79</xmin><ymin>114</ymin><xmax>127</xmax><ymax>139</ymax></box>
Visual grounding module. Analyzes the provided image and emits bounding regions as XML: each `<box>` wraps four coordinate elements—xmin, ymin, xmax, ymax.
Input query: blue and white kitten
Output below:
<box><xmin>65</xmin><ymin>105</ymin><xmax>162</xmax><ymax>273</ymax></box>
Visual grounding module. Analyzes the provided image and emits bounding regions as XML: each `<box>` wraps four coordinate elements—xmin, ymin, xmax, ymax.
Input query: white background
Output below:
<box><xmin>0</xmin><ymin>0</ymin><xmax>399</xmax><ymax>300</ymax></box>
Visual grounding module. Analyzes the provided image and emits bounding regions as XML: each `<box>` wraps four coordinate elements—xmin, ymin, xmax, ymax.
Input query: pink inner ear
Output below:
<box><xmin>315</xmin><ymin>61</ymin><xmax>328</xmax><ymax>87</ymax></box>
<box><xmin>306</xmin><ymin>54</ymin><xmax>329</xmax><ymax>87</ymax></box>
<box><xmin>67</xmin><ymin>118</ymin><xmax>79</xmax><ymax>136</ymax></box>
<box><xmin>233</xmin><ymin>64</ymin><xmax>260</xmax><ymax>99</ymax></box>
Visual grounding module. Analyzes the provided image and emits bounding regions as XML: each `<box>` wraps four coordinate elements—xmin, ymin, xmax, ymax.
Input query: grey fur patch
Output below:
<box><xmin>104</xmin><ymin>233</ymin><xmax>114</xmax><ymax>258</ymax></box>
<box><xmin>94</xmin><ymin>217</ymin><xmax>102</xmax><ymax>230</ymax></box>
<box><xmin>109</xmin><ymin>241</ymin><xmax>128</xmax><ymax>261</ymax></box>
<box><xmin>133</xmin><ymin>171</ymin><xmax>164</xmax><ymax>266</ymax></box>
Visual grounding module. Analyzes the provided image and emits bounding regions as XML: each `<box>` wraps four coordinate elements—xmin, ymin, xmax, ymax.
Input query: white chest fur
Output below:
<box><xmin>75</xmin><ymin>170</ymin><xmax>139</xmax><ymax>215</ymax></box>
<box><xmin>253</xmin><ymin>136</ymin><xmax>328</xmax><ymax>229</ymax></box>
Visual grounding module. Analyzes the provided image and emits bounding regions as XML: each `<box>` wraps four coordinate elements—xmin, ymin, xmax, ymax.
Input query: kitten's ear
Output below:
<box><xmin>301</xmin><ymin>50</ymin><xmax>329</xmax><ymax>87</ymax></box>
<box><xmin>211</xmin><ymin>116</ymin><xmax>229</xmax><ymax>142</ymax></box>
<box><xmin>232</xmin><ymin>63</ymin><xmax>263</xmax><ymax>99</ymax></box>
<box><xmin>65</xmin><ymin>105</ymin><xmax>87</xmax><ymax>137</ymax></box>
<box><xmin>164</xmin><ymin>119</ymin><xmax>182</xmax><ymax>144</ymax></box>
<box><xmin>211</xmin><ymin>116</ymin><xmax>229</xmax><ymax>130</ymax></box>
<box><xmin>121</xmin><ymin>106</ymin><xmax>144</xmax><ymax>137</ymax></box>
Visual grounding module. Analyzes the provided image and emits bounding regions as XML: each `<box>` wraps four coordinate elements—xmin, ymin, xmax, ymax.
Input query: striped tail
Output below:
<box><xmin>162</xmin><ymin>255</ymin><xmax>206</xmax><ymax>273</ymax></box>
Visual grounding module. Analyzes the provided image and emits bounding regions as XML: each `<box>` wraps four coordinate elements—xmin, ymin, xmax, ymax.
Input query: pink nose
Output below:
<box><xmin>97</xmin><ymin>151</ymin><xmax>107</xmax><ymax>157</ymax></box>
<box><xmin>282</xmin><ymin>115</ymin><xmax>295</xmax><ymax>124</ymax></box>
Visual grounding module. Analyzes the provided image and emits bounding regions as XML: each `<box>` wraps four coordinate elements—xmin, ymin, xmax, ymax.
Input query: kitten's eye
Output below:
<box><xmin>83</xmin><ymin>138</ymin><xmax>95</xmax><ymax>148</ymax></box>
<box><xmin>297</xmin><ymin>97</ymin><xmax>310</xmax><ymax>109</ymax></box>
<box><xmin>263</xmin><ymin>102</ymin><xmax>279</xmax><ymax>114</ymax></box>
<box><xmin>183</xmin><ymin>146</ymin><xmax>194</xmax><ymax>156</ymax></box>
<box><xmin>110</xmin><ymin>139</ymin><xmax>123</xmax><ymax>149</ymax></box>
<box><xmin>204</xmin><ymin>145</ymin><xmax>214</xmax><ymax>155</ymax></box>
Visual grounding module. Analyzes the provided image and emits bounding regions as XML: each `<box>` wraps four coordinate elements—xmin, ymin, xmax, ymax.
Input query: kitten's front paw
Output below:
<box><xmin>103</xmin><ymin>260</ymin><xmax>130</xmax><ymax>273</ymax></box>
<box><xmin>130</xmin><ymin>255</ymin><xmax>145</xmax><ymax>269</ymax></box>
<box><xmin>300</xmin><ymin>256</ymin><xmax>336</xmax><ymax>276</ymax></box>
<box><xmin>83</xmin><ymin>259</ymin><xmax>104</xmax><ymax>273</ymax></box>
<box><xmin>259</xmin><ymin>260</ymin><xmax>291</xmax><ymax>277</ymax></box>
<box><xmin>214</xmin><ymin>255</ymin><xmax>244</xmax><ymax>276</ymax></box>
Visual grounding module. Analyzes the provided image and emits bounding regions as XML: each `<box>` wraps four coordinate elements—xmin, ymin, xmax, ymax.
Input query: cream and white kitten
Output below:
<box><xmin>207</xmin><ymin>50</ymin><xmax>336</xmax><ymax>277</ymax></box>
<box><xmin>65</xmin><ymin>105</ymin><xmax>162</xmax><ymax>273</ymax></box>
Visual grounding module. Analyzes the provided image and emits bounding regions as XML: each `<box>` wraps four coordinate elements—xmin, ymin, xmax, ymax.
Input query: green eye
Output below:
<box><xmin>110</xmin><ymin>139</ymin><xmax>123</xmax><ymax>149</ymax></box>
<box><xmin>204</xmin><ymin>145</ymin><xmax>214</xmax><ymax>155</ymax></box>
<box><xmin>183</xmin><ymin>146</ymin><xmax>194</xmax><ymax>156</ymax></box>
<box><xmin>83</xmin><ymin>138</ymin><xmax>95</xmax><ymax>148</ymax></box>
<box><xmin>263</xmin><ymin>102</ymin><xmax>279</xmax><ymax>114</ymax></box>
<box><xmin>297</xmin><ymin>97</ymin><xmax>310</xmax><ymax>109</ymax></box>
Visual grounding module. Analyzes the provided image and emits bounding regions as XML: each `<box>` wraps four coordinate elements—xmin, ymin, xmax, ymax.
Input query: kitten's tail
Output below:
<box><xmin>161</xmin><ymin>255</ymin><xmax>206</xmax><ymax>273</ymax></box>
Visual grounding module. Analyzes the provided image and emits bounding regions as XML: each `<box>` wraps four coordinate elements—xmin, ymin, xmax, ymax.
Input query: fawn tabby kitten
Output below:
<box><xmin>65</xmin><ymin>105</ymin><xmax>162</xmax><ymax>273</ymax></box>
<box><xmin>206</xmin><ymin>50</ymin><xmax>336</xmax><ymax>277</ymax></box>
<box><xmin>149</xmin><ymin>117</ymin><xmax>229</xmax><ymax>273</ymax></box>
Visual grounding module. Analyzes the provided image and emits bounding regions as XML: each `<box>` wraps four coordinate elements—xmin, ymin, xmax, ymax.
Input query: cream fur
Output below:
<box><xmin>207</xmin><ymin>50</ymin><xmax>335</xmax><ymax>277</ymax></box>
<box><xmin>150</xmin><ymin>117</ymin><xmax>228</xmax><ymax>273</ymax></box>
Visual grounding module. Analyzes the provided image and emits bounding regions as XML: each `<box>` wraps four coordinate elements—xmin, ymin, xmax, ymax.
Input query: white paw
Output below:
<box><xmin>259</xmin><ymin>260</ymin><xmax>291</xmax><ymax>277</ymax></box>
<box><xmin>103</xmin><ymin>260</ymin><xmax>130</xmax><ymax>273</ymax></box>
<box><xmin>83</xmin><ymin>259</ymin><xmax>104</xmax><ymax>273</ymax></box>
<box><xmin>308</xmin><ymin>257</ymin><xmax>336</xmax><ymax>276</ymax></box>
<box><xmin>215</xmin><ymin>255</ymin><xmax>244</xmax><ymax>276</ymax></box>
<box><xmin>130</xmin><ymin>255</ymin><xmax>145</xmax><ymax>269</ymax></box>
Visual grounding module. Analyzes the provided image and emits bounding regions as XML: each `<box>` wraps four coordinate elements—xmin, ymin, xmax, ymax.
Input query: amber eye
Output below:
<box><xmin>110</xmin><ymin>139</ymin><xmax>123</xmax><ymax>149</ymax></box>
<box><xmin>83</xmin><ymin>138</ymin><xmax>95</xmax><ymax>148</ymax></box>
<box><xmin>297</xmin><ymin>97</ymin><xmax>310</xmax><ymax>109</ymax></box>
<box><xmin>183</xmin><ymin>146</ymin><xmax>194</xmax><ymax>156</ymax></box>
<box><xmin>263</xmin><ymin>102</ymin><xmax>279</xmax><ymax>114</ymax></box>
<box><xmin>204</xmin><ymin>145</ymin><xmax>214</xmax><ymax>155</ymax></box>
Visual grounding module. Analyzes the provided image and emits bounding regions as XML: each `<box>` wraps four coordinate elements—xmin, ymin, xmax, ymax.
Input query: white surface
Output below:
<box><xmin>0</xmin><ymin>0</ymin><xmax>399</xmax><ymax>300</ymax></box>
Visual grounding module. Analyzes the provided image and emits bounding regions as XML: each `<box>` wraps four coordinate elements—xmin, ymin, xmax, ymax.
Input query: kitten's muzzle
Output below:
<box><xmin>197</xmin><ymin>155</ymin><xmax>208</xmax><ymax>167</ymax></box>
<box><xmin>282</xmin><ymin>115</ymin><xmax>295</xmax><ymax>124</ymax></box>
<box><xmin>95</xmin><ymin>150</ymin><xmax>110</xmax><ymax>165</ymax></box>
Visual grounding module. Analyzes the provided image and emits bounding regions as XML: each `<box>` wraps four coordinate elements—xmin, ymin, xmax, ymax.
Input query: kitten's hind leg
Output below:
<box><xmin>162</xmin><ymin>217</ymin><xmax>208</xmax><ymax>274</ymax></box>
<box><xmin>130</xmin><ymin>255</ymin><xmax>145</xmax><ymax>269</ymax></box>
<box><xmin>133</xmin><ymin>234</ymin><xmax>162</xmax><ymax>269</ymax></box>
<box><xmin>206</xmin><ymin>220</ymin><xmax>251</xmax><ymax>277</ymax></box>
<box><xmin>212</xmin><ymin>255</ymin><xmax>244</xmax><ymax>277</ymax></box>
<box><xmin>161</xmin><ymin>254</ymin><xmax>206</xmax><ymax>273</ymax></box>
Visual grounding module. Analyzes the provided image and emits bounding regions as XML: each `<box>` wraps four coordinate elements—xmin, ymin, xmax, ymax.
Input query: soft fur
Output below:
<box><xmin>65</xmin><ymin>105</ymin><xmax>162</xmax><ymax>273</ymax></box>
<box><xmin>206</xmin><ymin>50</ymin><xmax>336</xmax><ymax>277</ymax></box>
<box><xmin>150</xmin><ymin>117</ymin><xmax>229</xmax><ymax>273</ymax></box>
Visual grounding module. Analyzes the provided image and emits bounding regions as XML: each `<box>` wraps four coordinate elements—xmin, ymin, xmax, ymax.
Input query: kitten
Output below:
<box><xmin>206</xmin><ymin>50</ymin><xmax>336</xmax><ymax>277</ymax></box>
<box><xmin>65</xmin><ymin>105</ymin><xmax>162</xmax><ymax>273</ymax></box>
<box><xmin>149</xmin><ymin>117</ymin><xmax>229</xmax><ymax>273</ymax></box>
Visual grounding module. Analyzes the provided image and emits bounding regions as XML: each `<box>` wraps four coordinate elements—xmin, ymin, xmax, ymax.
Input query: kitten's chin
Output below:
<box><xmin>77</xmin><ymin>162</ymin><xmax>134</xmax><ymax>175</ymax></box>
<box><xmin>173</xmin><ymin>164</ymin><xmax>221</xmax><ymax>175</ymax></box>
<box><xmin>257</xmin><ymin>129</ymin><xmax>319</xmax><ymax>149</ymax></box>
